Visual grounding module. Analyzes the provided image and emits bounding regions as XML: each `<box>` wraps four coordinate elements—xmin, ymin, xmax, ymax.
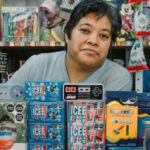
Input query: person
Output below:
<box><xmin>7</xmin><ymin>0</ymin><xmax>132</xmax><ymax>91</ymax></box>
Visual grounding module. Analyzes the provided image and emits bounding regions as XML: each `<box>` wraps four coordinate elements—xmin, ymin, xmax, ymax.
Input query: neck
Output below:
<box><xmin>66</xmin><ymin>57</ymin><xmax>93</xmax><ymax>83</ymax></box>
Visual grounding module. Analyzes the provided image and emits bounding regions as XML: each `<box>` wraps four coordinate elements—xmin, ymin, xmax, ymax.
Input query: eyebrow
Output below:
<box><xmin>79</xmin><ymin>23</ymin><xmax>111</xmax><ymax>34</ymax></box>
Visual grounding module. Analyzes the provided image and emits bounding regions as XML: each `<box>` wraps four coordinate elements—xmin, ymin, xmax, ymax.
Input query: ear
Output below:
<box><xmin>64</xmin><ymin>33</ymin><xmax>69</xmax><ymax>44</ymax></box>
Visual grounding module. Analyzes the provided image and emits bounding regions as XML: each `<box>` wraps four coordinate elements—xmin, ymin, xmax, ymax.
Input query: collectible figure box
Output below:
<box><xmin>106</xmin><ymin>91</ymin><xmax>138</xmax><ymax>147</ymax></box>
<box><xmin>0</xmin><ymin>100</ymin><xmax>27</xmax><ymax>150</ymax></box>
<box><xmin>25</xmin><ymin>81</ymin><xmax>64</xmax><ymax>101</ymax></box>
<box><xmin>1</xmin><ymin>7</ymin><xmax>39</xmax><ymax>42</ymax></box>
<box><xmin>28</xmin><ymin>101</ymin><xmax>65</xmax><ymax>123</ymax></box>
<box><xmin>67</xmin><ymin>101</ymin><xmax>105</xmax><ymax>123</ymax></box>
<box><xmin>137</xmin><ymin>93</ymin><xmax>150</xmax><ymax>147</ymax></box>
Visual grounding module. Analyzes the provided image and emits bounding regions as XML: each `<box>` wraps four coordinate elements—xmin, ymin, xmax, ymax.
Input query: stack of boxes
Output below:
<box><xmin>63</xmin><ymin>83</ymin><xmax>105</xmax><ymax>150</ymax></box>
<box><xmin>25</xmin><ymin>81</ymin><xmax>66</xmax><ymax>150</ymax></box>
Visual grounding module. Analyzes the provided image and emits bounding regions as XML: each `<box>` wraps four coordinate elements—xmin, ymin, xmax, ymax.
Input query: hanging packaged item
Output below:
<box><xmin>128</xmin><ymin>39</ymin><xmax>148</xmax><ymax>72</ymax></box>
<box><xmin>134</xmin><ymin>2</ymin><xmax>150</xmax><ymax>37</ymax></box>
<box><xmin>119</xmin><ymin>3</ymin><xmax>135</xmax><ymax>41</ymax></box>
<box><xmin>1</xmin><ymin>7</ymin><xmax>39</xmax><ymax>42</ymax></box>
<box><xmin>128</xmin><ymin>0</ymin><xmax>150</xmax><ymax>4</ymax></box>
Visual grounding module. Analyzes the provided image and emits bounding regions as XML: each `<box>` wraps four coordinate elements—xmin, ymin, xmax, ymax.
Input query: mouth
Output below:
<box><xmin>81</xmin><ymin>48</ymin><xmax>99</xmax><ymax>55</ymax></box>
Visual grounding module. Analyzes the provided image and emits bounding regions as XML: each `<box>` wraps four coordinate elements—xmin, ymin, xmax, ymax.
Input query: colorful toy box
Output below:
<box><xmin>28</xmin><ymin>101</ymin><xmax>65</xmax><ymax>123</ymax></box>
<box><xmin>25</xmin><ymin>81</ymin><xmax>64</xmax><ymax>101</ymax></box>
<box><xmin>67</xmin><ymin>101</ymin><xmax>106</xmax><ymax>150</ymax></box>
<box><xmin>67</xmin><ymin>101</ymin><xmax>105</xmax><ymax>123</ymax></box>
<box><xmin>1</xmin><ymin>7</ymin><xmax>39</xmax><ymax>42</ymax></box>
<box><xmin>28</xmin><ymin>122</ymin><xmax>65</xmax><ymax>143</ymax></box>
<box><xmin>106</xmin><ymin>91</ymin><xmax>138</xmax><ymax>147</ymax></box>
<box><xmin>0</xmin><ymin>100</ymin><xmax>27</xmax><ymax>150</ymax></box>
<box><xmin>28</xmin><ymin>142</ymin><xmax>64</xmax><ymax>150</ymax></box>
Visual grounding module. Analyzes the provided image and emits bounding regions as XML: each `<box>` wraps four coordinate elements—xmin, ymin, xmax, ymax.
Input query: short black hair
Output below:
<box><xmin>64</xmin><ymin>0</ymin><xmax>121</xmax><ymax>42</ymax></box>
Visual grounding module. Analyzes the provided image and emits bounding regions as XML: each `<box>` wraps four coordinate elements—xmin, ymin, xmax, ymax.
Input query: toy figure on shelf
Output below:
<box><xmin>39</xmin><ymin>0</ymin><xmax>66</xmax><ymax>42</ymax></box>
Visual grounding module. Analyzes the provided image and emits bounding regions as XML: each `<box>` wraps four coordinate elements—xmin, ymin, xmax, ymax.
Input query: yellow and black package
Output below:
<box><xmin>106</xmin><ymin>91</ymin><xmax>138</xmax><ymax>147</ymax></box>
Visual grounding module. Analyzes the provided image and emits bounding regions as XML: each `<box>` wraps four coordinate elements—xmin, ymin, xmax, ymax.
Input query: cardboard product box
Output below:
<box><xmin>67</xmin><ymin>101</ymin><xmax>105</xmax><ymax>123</ymax></box>
<box><xmin>106</xmin><ymin>91</ymin><xmax>138</xmax><ymax>147</ymax></box>
<box><xmin>68</xmin><ymin>143</ymin><xmax>105</xmax><ymax>150</ymax></box>
<box><xmin>0</xmin><ymin>100</ymin><xmax>27</xmax><ymax>150</ymax></box>
<box><xmin>137</xmin><ymin>93</ymin><xmax>150</xmax><ymax>147</ymax></box>
<box><xmin>63</xmin><ymin>83</ymin><xmax>104</xmax><ymax>101</ymax></box>
<box><xmin>28</xmin><ymin>122</ymin><xmax>65</xmax><ymax>143</ymax></box>
<box><xmin>25</xmin><ymin>81</ymin><xmax>64</xmax><ymax>101</ymax></box>
<box><xmin>28</xmin><ymin>142</ymin><xmax>65</xmax><ymax>150</ymax></box>
<box><xmin>67</xmin><ymin>122</ymin><xmax>105</xmax><ymax>150</ymax></box>
<box><xmin>1</xmin><ymin>7</ymin><xmax>39</xmax><ymax>42</ymax></box>
<box><xmin>108</xmin><ymin>147</ymin><xmax>143</xmax><ymax>150</ymax></box>
<box><xmin>28</xmin><ymin>101</ymin><xmax>65</xmax><ymax>123</ymax></box>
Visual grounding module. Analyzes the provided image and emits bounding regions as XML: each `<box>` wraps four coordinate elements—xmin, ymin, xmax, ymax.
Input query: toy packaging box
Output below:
<box><xmin>106</xmin><ymin>91</ymin><xmax>138</xmax><ymax>147</ymax></box>
<box><xmin>67</xmin><ymin>101</ymin><xmax>105</xmax><ymax>123</ymax></box>
<box><xmin>63</xmin><ymin>83</ymin><xmax>104</xmax><ymax>100</ymax></box>
<box><xmin>137</xmin><ymin>93</ymin><xmax>150</xmax><ymax>147</ymax></box>
<box><xmin>25</xmin><ymin>81</ymin><xmax>64</xmax><ymax>101</ymax></box>
<box><xmin>67</xmin><ymin>101</ymin><xmax>106</xmax><ymax>150</ymax></box>
<box><xmin>28</xmin><ymin>101</ymin><xmax>65</xmax><ymax>123</ymax></box>
<box><xmin>0</xmin><ymin>100</ymin><xmax>27</xmax><ymax>150</ymax></box>
<box><xmin>1</xmin><ymin>7</ymin><xmax>39</xmax><ymax>42</ymax></box>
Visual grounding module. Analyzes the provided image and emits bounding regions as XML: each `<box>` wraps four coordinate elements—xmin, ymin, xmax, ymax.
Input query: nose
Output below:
<box><xmin>87</xmin><ymin>33</ymin><xmax>98</xmax><ymax>46</ymax></box>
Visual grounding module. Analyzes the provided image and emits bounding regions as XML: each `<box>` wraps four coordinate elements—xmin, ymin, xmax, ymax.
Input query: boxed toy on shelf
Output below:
<box><xmin>1</xmin><ymin>6</ymin><xmax>39</xmax><ymax>42</ymax></box>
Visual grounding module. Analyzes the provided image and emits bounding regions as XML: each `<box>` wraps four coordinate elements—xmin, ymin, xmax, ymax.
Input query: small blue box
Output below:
<box><xmin>28</xmin><ymin>122</ymin><xmax>65</xmax><ymax>143</ymax></box>
<box><xmin>28</xmin><ymin>142</ymin><xmax>65</xmax><ymax>150</ymax></box>
<box><xmin>28</xmin><ymin>101</ymin><xmax>65</xmax><ymax>123</ymax></box>
<box><xmin>25</xmin><ymin>81</ymin><xmax>64</xmax><ymax>101</ymax></box>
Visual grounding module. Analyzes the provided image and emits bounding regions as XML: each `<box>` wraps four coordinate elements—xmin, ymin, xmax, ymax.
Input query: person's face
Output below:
<box><xmin>65</xmin><ymin>12</ymin><xmax>112</xmax><ymax>70</ymax></box>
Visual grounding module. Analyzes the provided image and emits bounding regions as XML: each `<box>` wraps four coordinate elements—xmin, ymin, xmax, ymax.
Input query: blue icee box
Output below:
<box><xmin>28</xmin><ymin>122</ymin><xmax>65</xmax><ymax>143</ymax></box>
<box><xmin>25</xmin><ymin>81</ymin><xmax>64</xmax><ymax>101</ymax></box>
<box><xmin>28</xmin><ymin>142</ymin><xmax>65</xmax><ymax>150</ymax></box>
<box><xmin>28</xmin><ymin>101</ymin><xmax>65</xmax><ymax>123</ymax></box>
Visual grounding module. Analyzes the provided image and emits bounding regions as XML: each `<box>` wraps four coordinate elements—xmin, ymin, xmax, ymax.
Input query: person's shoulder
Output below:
<box><xmin>29</xmin><ymin>50</ymin><xmax>66</xmax><ymax>61</ymax></box>
<box><xmin>106</xmin><ymin>59</ymin><xmax>130</xmax><ymax>75</ymax></box>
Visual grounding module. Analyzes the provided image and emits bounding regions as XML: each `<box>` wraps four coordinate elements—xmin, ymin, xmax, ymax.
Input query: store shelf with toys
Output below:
<box><xmin>0</xmin><ymin>0</ymin><xmax>150</xmax><ymax>150</ymax></box>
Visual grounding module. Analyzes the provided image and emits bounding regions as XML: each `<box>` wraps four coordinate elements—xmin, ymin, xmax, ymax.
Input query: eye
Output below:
<box><xmin>80</xmin><ymin>28</ymin><xmax>90</xmax><ymax>34</ymax></box>
<box><xmin>99</xmin><ymin>33</ymin><xmax>110</xmax><ymax>40</ymax></box>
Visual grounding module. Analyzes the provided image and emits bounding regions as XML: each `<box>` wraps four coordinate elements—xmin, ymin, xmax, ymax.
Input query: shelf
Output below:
<box><xmin>0</xmin><ymin>40</ymin><xmax>150</xmax><ymax>48</ymax></box>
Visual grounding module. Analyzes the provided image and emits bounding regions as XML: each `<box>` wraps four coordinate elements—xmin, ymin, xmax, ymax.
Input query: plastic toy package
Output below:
<box><xmin>128</xmin><ymin>39</ymin><xmax>148</xmax><ymax>72</ymax></box>
<box><xmin>106</xmin><ymin>91</ymin><xmax>138</xmax><ymax>147</ymax></box>
<box><xmin>119</xmin><ymin>3</ymin><xmax>135</xmax><ymax>42</ymax></box>
<box><xmin>1</xmin><ymin>7</ymin><xmax>39</xmax><ymax>42</ymax></box>
<box><xmin>0</xmin><ymin>101</ymin><xmax>27</xmax><ymax>150</ymax></box>
<box><xmin>128</xmin><ymin>0</ymin><xmax>150</xmax><ymax>4</ymax></box>
<box><xmin>134</xmin><ymin>2</ymin><xmax>150</xmax><ymax>37</ymax></box>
